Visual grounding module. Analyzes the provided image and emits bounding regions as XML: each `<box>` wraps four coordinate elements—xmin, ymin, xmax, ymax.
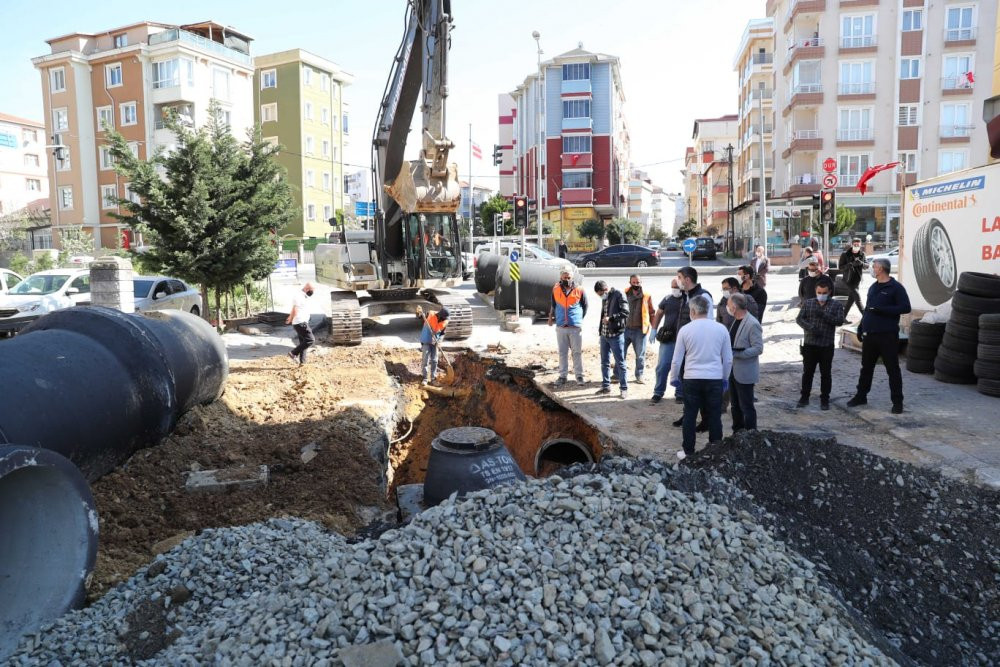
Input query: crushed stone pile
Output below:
<box><xmin>11</xmin><ymin>472</ymin><xmax>892</xmax><ymax>666</ymax></box>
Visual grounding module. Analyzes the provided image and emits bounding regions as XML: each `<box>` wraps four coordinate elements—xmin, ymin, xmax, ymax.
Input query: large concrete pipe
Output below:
<box><xmin>474</xmin><ymin>252</ymin><xmax>501</xmax><ymax>294</ymax></box>
<box><xmin>493</xmin><ymin>258</ymin><xmax>584</xmax><ymax>315</ymax></box>
<box><xmin>0</xmin><ymin>445</ymin><xmax>98</xmax><ymax>659</ymax></box>
<box><xmin>1</xmin><ymin>306</ymin><xmax>227</xmax><ymax>481</ymax></box>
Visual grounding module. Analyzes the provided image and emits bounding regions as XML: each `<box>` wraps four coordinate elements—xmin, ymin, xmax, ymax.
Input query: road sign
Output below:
<box><xmin>682</xmin><ymin>238</ymin><xmax>697</xmax><ymax>253</ymax></box>
<box><xmin>354</xmin><ymin>200</ymin><xmax>376</xmax><ymax>217</ymax></box>
<box><xmin>509</xmin><ymin>250</ymin><xmax>519</xmax><ymax>262</ymax></box>
<box><xmin>822</xmin><ymin>173</ymin><xmax>839</xmax><ymax>188</ymax></box>
<box><xmin>509</xmin><ymin>261</ymin><xmax>520</xmax><ymax>281</ymax></box>
<box><xmin>822</xmin><ymin>158</ymin><xmax>837</xmax><ymax>173</ymax></box>
<box><xmin>502</xmin><ymin>211</ymin><xmax>511</xmax><ymax>220</ymax></box>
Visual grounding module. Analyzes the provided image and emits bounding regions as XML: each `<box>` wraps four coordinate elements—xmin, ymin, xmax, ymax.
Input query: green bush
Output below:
<box><xmin>8</xmin><ymin>252</ymin><xmax>30</xmax><ymax>275</ymax></box>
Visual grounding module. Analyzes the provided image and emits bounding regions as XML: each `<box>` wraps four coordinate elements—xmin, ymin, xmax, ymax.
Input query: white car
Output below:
<box><xmin>870</xmin><ymin>247</ymin><xmax>899</xmax><ymax>270</ymax></box>
<box><xmin>133</xmin><ymin>276</ymin><xmax>203</xmax><ymax>315</ymax></box>
<box><xmin>1</xmin><ymin>269</ymin><xmax>24</xmax><ymax>294</ymax></box>
<box><xmin>475</xmin><ymin>242</ymin><xmax>569</xmax><ymax>266</ymax></box>
<box><xmin>0</xmin><ymin>269</ymin><xmax>91</xmax><ymax>333</ymax></box>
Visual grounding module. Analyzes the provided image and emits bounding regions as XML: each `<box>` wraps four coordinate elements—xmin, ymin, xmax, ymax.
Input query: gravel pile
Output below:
<box><xmin>11</xmin><ymin>472</ymin><xmax>892</xmax><ymax>666</ymax></box>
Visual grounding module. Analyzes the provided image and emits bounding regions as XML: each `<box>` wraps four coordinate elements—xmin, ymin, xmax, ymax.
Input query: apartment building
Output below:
<box><xmin>498</xmin><ymin>46</ymin><xmax>631</xmax><ymax>250</ymax></box>
<box><xmin>627</xmin><ymin>168</ymin><xmax>654</xmax><ymax>233</ymax></box>
<box><xmin>765</xmin><ymin>0</ymin><xmax>997</xmax><ymax>246</ymax></box>
<box><xmin>254</xmin><ymin>49</ymin><xmax>352</xmax><ymax>240</ymax></box>
<box><xmin>0</xmin><ymin>113</ymin><xmax>48</xmax><ymax>218</ymax></box>
<box><xmin>32</xmin><ymin>21</ymin><xmax>255</xmax><ymax>250</ymax></box>
<box><xmin>732</xmin><ymin>19</ymin><xmax>777</xmax><ymax>248</ymax></box>
<box><xmin>680</xmin><ymin>115</ymin><xmax>739</xmax><ymax>235</ymax></box>
<box><xmin>458</xmin><ymin>182</ymin><xmax>491</xmax><ymax>221</ymax></box>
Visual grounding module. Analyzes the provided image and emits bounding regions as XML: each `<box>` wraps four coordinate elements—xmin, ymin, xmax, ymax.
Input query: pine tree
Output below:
<box><xmin>107</xmin><ymin>102</ymin><xmax>294</xmax><ymax>322</ymax></box>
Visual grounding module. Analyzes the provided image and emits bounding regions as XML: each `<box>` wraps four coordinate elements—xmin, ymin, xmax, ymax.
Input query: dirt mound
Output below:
<box><xmin>88</xmin><ymin>346</ymin><xmax>408</xmax><ymax>600</ymax></box>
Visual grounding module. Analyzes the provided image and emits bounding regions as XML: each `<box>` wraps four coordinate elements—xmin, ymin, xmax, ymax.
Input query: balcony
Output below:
<box><xmin>787</xmin><ymin>173</ymin><xmax>822</xmax><ymax>196</ymax></box>
<box><xmin>839</xmin><ymin>35</ymin><xmax>877</xmax><ymax>52</ymax></box>
<box><xmin>561</xmin><ymin>188</ymin><xmax>593</xmax><ymax>205</ymax></box>
<box><xmin>944</xmin><ymin>27</ymin><xmax>977</xmax><ymax>45</ymax></box>
<box><xmin>837</xmin><ymin>128</ymin><xmax>874</xmax><ymax>145</ymax></box>
<box><xmin>784</xmin><ymin>38</ymin><xmax>825</xmax><ymax>73</ymax></box>
<box><xmin>782</xmin><ymin>130</ymin><xmax>823</xmax><ymax>158</ymax></box>
<box><xmin>940</xmin><ymin>124</ymin><xmax>974</xmax><ymax>141</ymax></box>
<box><xmin>562</xmin><ymin>116</ymin><xmax>592</xmax><ymax>131</ymax></box>
<box><xmin>562</xmin><ymin>152</ymin><xmax>593</xmax><ymax>168</ymax></box>
<box><xmin>148</xmin><ymin>28</ymin><xmax>252</xmax><ymax>67</ymax></box>
<box><xmin>785</xmin><ymin>0</ymin><xmax>826</xmax><ymax>32</ymax></box>
<box><xmin>712</xmin><ymin>184</ymin><xmax>730</xmax><ymax>194</ymax></box>
<box><xmin>942</xmin><ymin>75</ymin><xmax>975</xmax><ymax>95</ymax></box>
<box><xmin>561</xmin><ymin>78</ymin><xmax>591</xmax><ymax>95</ymax></box>
<box><xmin>783</xmin><ymin>84</ymin><xmax>824</xmax><ymax>115</ymax></box>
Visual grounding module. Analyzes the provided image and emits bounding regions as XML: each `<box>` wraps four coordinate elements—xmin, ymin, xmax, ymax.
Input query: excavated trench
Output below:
<box><xmin>386</xmin><ymin>353</ymin><xmax>609</xmax><ymax>494</ymax></box>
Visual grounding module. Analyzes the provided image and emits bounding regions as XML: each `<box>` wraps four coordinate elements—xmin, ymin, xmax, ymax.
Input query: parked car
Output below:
<box><xmin>133</xmin><ymin>277</ymin><xmax>203</xmax><ymax>315</ymax></box>
<box><xmin>0</xmin><ymin>269</ymin><xmax>90</xmax><ymax>334</ymax></box>
<box><xmin>1</xmin><ymin>269</ymin><xmax>24</xmax><ymax>294</ymax></box>
<box><xmin>869</xmin><ymin>246</ymin><xmax>899</xmax><ymax>270</ymax></box>
<box><xmin>685</xmin><ymin>237</ymin><xmax>718</xmax><ymax>260</ymax></box>
<box><xmin>574</xmin><ymin>244</ymin><xmax>659</xmax><ymax>268</ymax></box>
<box><xmin>665</xmin><ymin>239</ymin><xmax>679</xmax><ymax>251</ymax></box>
<box><xmin>647</xmin><ymin>240</ymin><xmax>661</xmax><ymax>251</ymax></box>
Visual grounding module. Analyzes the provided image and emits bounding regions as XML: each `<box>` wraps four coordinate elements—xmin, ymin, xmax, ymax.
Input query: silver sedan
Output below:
<box><xmin>133</xmin><ymin>277</ymin><xmax>202</xmax><ymax>315</ymax></box>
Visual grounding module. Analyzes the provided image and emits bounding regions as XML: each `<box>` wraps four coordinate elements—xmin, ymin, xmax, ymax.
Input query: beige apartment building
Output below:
<box><xmin>32</xmin><ymin>21</ymin><xmax>255</xmax><ymax>250</ymax></box>
<box><xmin>681</xmin><ymin>115</ymin><xmax>739</xmax><ymax>236</ymax></box>
<box><xmin>763</xmin><ymin>0</ymin><xmax>998</xmax><ymax>248</ymax></box>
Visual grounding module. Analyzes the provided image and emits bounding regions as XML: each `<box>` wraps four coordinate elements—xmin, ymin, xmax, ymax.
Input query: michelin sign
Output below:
<box><xmin>901</xmin><ymin>163</ymin><xmax>998</xmax><ymax>310</ymax></box>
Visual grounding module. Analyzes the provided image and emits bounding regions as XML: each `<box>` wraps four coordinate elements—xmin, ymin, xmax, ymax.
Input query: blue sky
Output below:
<box><xmin>1</xmin><ymin>0</ymin><xmax>761</xmax><ymax>193</ymax></box>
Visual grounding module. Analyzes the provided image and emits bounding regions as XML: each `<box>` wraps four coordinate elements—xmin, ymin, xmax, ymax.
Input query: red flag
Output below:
<box><xmin>966</xmin><ymin>71</ymin><xmax>975</xmax><ymax>84</ymax></box>
<box><xmin>857</xmin><ymin>162</ymin><xmax>900</xmax><ymax>195</ymax></box>
<box><xmin>471</xmin><ymin>142</ymin><xmax>482</xmax><ymax>160</ymax></box>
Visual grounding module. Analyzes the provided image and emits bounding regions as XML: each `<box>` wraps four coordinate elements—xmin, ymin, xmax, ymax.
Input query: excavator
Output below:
<box><xmin>315</xmin><ymin>0</ymin><xmax>472</xmax><ymax>344</ymax></box>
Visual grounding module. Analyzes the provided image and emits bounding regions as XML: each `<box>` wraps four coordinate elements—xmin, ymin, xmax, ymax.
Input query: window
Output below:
<box><xmin>324</xmin><ymin>205</ymin><xmax>332</xmax><ymax>221</ymax></box>
<box><xmin>215</xmin><ymin>108</ymin><xmax>231</xmax><ymax>128</ymax></box>
<box><xmin>899</xmin><ymin>58</ymin><xmax>920</xmax><ymax>80</ymax></box>
<box><xmin>23</xmin><ymin>154</ymin><xmax>39</xmax><ymax>168</ymax></box>
<box><xmin>840</xmin><ymin>61</ymin><xmax>874</xmax><ymax>94</ymax></box>
<box><xmin>562</xmin><ymin>135</ymin><xmax>592</xmax><ymax>153</ymax></box>
<box><xmin>22</xmin><ymin>129</ymin><xmax>37</xmax><ymax>143</ymax></box>
<box><xmin>120</xmin><ymin>102</ymin><xmax>137</xmax><ymax>126</ymax></box>
<box><xmin>792</xmin><ymin>60</ymin><xmax>822</xmax><ymax>91</ymax></box>
<box><xmin>113</xmin><ymin>33</ymin><xmax>128</xmax><ymax>48</ymax></box>
<box><xmin>902</xmin><ymin>9</ymin><xmax>923</xmax><ymax>32</ymax></box>
<box><xmin>212</xmin><ymin>68</ymin><xmax>230</xmax><ymax>100</ymax></box>
<box><xmin>97</xmin><ymin>106</ymin><xmax>113</xmax><ymax>130</ymax></box>
<box><xmin>838</xmin><ymin>108</ymin><xmax>873</xmax><ymax>141</ymax></box>
<box><xmin>58</xmin><ymin>186</ymin><xmax>73</xmax><ymax>210</ymax></box>
<box><xmin>702</xmin><ymin>141</ymin><xmax>715</xmax><ymax>153</ymax></box>
<box><xmin>321</xmin><ymin>107</ymin><xmax>329</xmax><ymax>125</ymax></box>
<box><xmin>842</xmin><ymin>14</ymin><xmax>875</xmax><ymax>48</ymax></box>
<box><xmin>333</xmin><ymin>146</ymin><xmax>339</xmax><ymax>161</ymax></box>
<box><xmin>304</xmin><ymin>102</ymin><xmax>313</xmax><ymax>120</ymax></box>
<box><xmin>562</xmin><ymin>172</ymin><xmax>593</xmax><ymax>188</ymax></box>
<box><xmin>263</xmin><ymin>136</ymin><xmax>279</xmax><ymax>147</ymax></box>
<box><xmin>562</xmin><ymin>63</ymin><xmax>590</xmax><ymax>80</ymax></box>
<box><xmin>261</xmin><ymin>103</ymin><xmax>277</xmax><ymax>122</ymax></box>
<box><xmin>838</xmin><ymin>154</ymin><xmax>871</xmax><ymax>186</ymax></box>
<box><xmin>898</xmin><ymin>152</ymin><xmax>917</xmax><ymax>174</ymax></box>
<box><xmin>101</xmin><ymin>184</ymin><xmax>118</xmax><ymax>209</ymax></box>
<box><xmin>50</xmin><ymin>67</ymin><xmax>65</xmax><ymax>93</ymax></box>
<box><xmin>26</xmin><ymin>178</ymin><xmax>41</xmax><ymax>192</ymax></box>
<box><xmin>322</xmin><ymin>139</ymin><xmax>330</xmax><ymax>157</ymax></box>
<box><xmin>342</xmin><ymin>114</ymin><xmax>349</xmax><ymax>134</ymax></box>
<box><xmin>943</xmin><ymin>55</ymin><xmax>974</xmax><ymax>89</ymax></box>
<box><xmin>322</xmin><ymin>172</ymin><xmax>331</xmax><ymax>190</ymax></box>
<box><xmin>305</xmin><ymin>136</ymin><xmax>314</xmax><ymax>154</ymax></box>
<box><xmin>99</xmin><ymin>145</ymin><xmax>114</xmax><ymax>170</ymax></box>
<box><xmin>941</xmin><ymin>103</ymin><xmax>972</xmax><ymax>137</ymax></box>
<box><xmin>53</xmin><ymin>108</ymin><xmax>68</xmax><ymax>131</ymax></box>
<box><xmin>321</xmin><ymin>74</ymin><xmax>329</xmax><ymax>91</ymax></box>
<box><xmin>946</xmin><ymin>7</ymin><xmax>975</xmax><ymax>41</ymax></box>
<box><xmin>128</xmin><ymin>141</ymin><xmax>139</xmax><ymax>158</ymax></box>
<box><xmin>105</xmin><ymin>63</ymin><xmax>123</xmax><ymax>87</ymax></box>
<box><xmin>307</xmin><ymin>203</ymin><xmax>316</xmax><ymax>220</ymax></box>
<box><xmin>305</xmin><ymin>169</ymin><xmax>314</xmax><ymax>187</ymax></box>
<box><xmin>152</xmin><ymin>59</ymin><xmax>192</xmax><ymax>88</ymax></box>
<box><xmin>331</xmin><ymin>114</ymin><xmax>337</xmax><ymax>131</ymax></box>
<box><xmin>897</xmin><ymin>104</ymin><xmax>919</xmax><ymax>126</ymax></box>
<box><xmin>332</xmin><ymin>81</ymin><xmax>340</xmax><ymax>98</ymax></box>
<box><xmin>562</xmin><ymin>99</ymin><xmax>591</xmax><ymax>118</ymax></box>
<box><xmin>938</xmin><ymin>150</ymin><xmax>967</xmax><ymax>175</ymax></box>
<box><xmin>124</xmin><ymin>182</ymin><xmax>139</xmax><ymax>204</ymax></box>
<box><xmin>261</xmin><ymin>69</ymin><xmax>277</xmax><ymax>89</ymax></box>
<box><xmin>303</xmin><ymin>67</ymin><xmax>312</xmax><ymax>86</ymax></box>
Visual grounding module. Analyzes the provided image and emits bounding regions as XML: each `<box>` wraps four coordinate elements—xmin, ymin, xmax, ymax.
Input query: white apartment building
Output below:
<box><xmin>681</xmin><ymin>115</ymin><xmax>739</xmax><ymax>236</ymax></box>
<box><xmin>0</xmin><ymin>113</ymin><xmax>49</xmax><ymax>218</ymax></box>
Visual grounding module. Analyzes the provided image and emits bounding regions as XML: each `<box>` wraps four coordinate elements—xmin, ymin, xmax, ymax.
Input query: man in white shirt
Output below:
<box><xmin>286</xmin><ymin>283</ymin><xmax>315</xmax><ymax>365</ymax></box>
<box><xmin>670</xmin><ymin>294</ymin><xmax>732</xmax><ymax>459</ymax></box>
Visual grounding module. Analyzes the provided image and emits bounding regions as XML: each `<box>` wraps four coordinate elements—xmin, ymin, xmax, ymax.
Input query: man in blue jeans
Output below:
<box><xmin>670</xmin><ymin>295</ymin><xmax>732</xmax><ymax>459</ymax></box>
<box><xmin>594</xmin><ymin>280</ymin><xmax>630</xmax><ymax>399</ymax></box>
<box><xmin>649</xmin><ymin>278</ymin><xmax>683</xmax><ymax>405</ymax></box>
<box><xmin>622</xmin><ymin>274</ymin><xmax>655</xmax><ymax>384</ymax></box>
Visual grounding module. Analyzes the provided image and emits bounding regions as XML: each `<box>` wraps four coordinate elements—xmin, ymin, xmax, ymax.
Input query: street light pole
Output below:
<box><xmin>533</xmin><ymin>30</ymin><xmax>544</xmax><ymax>248</ymax></box>
<box><xmin>757</xmin><ymin>86</ymin><xmax>768</xmax><ymax>255</ymax></box>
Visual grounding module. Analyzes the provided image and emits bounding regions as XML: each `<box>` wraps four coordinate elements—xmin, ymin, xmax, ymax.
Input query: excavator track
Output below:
<box><xmin>431</xmin><ymin>293</ymin><xmax>473</xmax><ymax>340</ymax></box>
<box><xmin>329</xmin><ymin>292</ymin><xmax>363</xmax><ymax>345</ymax></box>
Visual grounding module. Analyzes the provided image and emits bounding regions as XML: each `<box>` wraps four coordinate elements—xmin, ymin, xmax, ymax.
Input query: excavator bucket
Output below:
<box><xmin>386</xmin><ymin>160</ymin><xmax>461</xmax><ymax>213</ymax></box>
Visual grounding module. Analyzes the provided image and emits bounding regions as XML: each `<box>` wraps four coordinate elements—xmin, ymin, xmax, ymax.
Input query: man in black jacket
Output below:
<box><xmin>737</xmin><ymin>265</ymin><xmax>768</xmax><ymax>320</ymax></box>
<box><xmin>594</xmin><ymin>280</ymin><xmax>630</xmax><ymax>399</ymax></box>
<box><xmin>798</xmin><ymin>257</ymin><xmax>823</xmax><ymax>303</ymax></box>
<box><xmin>837</xmin><ymin>237</ymin><xmax>867</xmax><ymax>321</ymax></box>
<box><xmin>848</xmin><ymin>258</ymin><xmax>912</xmax><ymax>414</ymax></box>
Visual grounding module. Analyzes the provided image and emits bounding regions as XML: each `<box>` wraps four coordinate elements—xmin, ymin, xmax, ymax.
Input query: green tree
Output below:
<box><xmin>57</xmin><ymin>226</ymin><xmax>95</xmax><ymax>266</ymax></box>
<box><xmin>576</xmin><ymin>218</ymin><xmax>605</xmax><ymax>245</ymax></box>
<box><xmin>832</xmin><ymin>204</ymin><xmax>857</xmax><ymax>237</ymax></box>
<box><xmin>648</xmin><ymin>224</ymin><xmax>665</xmax><ymax>242</ymax></box>
<box><xmin>676</xmin><ymin>219</ymin><xmax>699</xmax><ymax>239</ymax></box>
<box><xmin>476</xmin><ymin>193</ymin><xmax>511</xmax><ymax>236</ymax></box>
<box><xmin>606</xmin><ymin>218</ymin><xmax>643</xmax><ymax>245</ymax></box>
<box><xmin>107</xmin><ymin>104</ymin><xmax>294</xmax><ymax>323</ymax></box>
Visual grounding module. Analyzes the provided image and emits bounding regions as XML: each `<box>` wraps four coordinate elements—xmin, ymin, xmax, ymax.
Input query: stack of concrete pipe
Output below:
<box><xmin>0</xmin><ymin>306</ymin><xmax>228</xmax><ymax>658</ymax></box>
<box><xmin>493</xmin><ymin>257</ymin><xmax>584</xmax><ymax>316</ymax></box>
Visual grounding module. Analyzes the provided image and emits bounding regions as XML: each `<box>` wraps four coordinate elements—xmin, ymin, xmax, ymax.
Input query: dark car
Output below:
<box><xmin>575</xmin><ymin>244</ymin><xmax>659</xmax><ymax>268</ymax></box>
<box><xmin>686</xmin><ymin>237</ymin><xmax>718</xmax><ymax>260</ymax></box>
<box><xmin>665</xmin><ymin>239</ymin><xmax>679</xmax><ymax>251</ymax></box>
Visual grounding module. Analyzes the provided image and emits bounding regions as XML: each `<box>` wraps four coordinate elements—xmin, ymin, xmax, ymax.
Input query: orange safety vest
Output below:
<box><xmin>624</xmin><ymin>287</ymin><xmax>654</xmax><ymax>333</ymax></box>
<box><xmin>552</xmin><ymin>285</ymin><xmax>584</xmax><ymax>326</ymax></box>
<box><xmin>426</xmin><ymin>312</ymin><xmax>447</xmax><ymax>334</ymax></box>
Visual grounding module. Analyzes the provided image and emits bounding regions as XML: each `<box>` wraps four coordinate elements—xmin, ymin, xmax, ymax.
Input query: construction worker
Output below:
<box><xmin>548</xmin><ymin>269</ymin><xmax>588</xmax><ymax>387</ymax></box>
<box><xmin>420</xmin><ymin>307</ymin><xmax>449</xmax><ymax>385</ymax></box>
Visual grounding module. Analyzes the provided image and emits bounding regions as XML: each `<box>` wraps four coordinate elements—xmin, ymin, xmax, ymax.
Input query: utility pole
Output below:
<box><xmin>533</xmin><ymin>31</ymin><xmax>544</xmax><ymax>248</ymax></box>
<box><xmin>467</xmin><ymin>123</ymin><xmax>473</xmax><ymax>253</ymax></box>
<box><xmin>757</xmin><ymin>84</ymin><xmax>768</xmax><ymax>254</ymax></box>
<box><xmin>726</xmin><ymin>143</ymin><xmax>734</xmax><ymax>256</ymax></box>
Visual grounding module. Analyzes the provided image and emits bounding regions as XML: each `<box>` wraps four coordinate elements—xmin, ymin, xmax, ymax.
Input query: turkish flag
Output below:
<box><xmin>571</xmin><ymin>154</ymin><xmax>581</xmax><ymax>165</ymax></box>
<box><xmin>966</xmin><ymin>71</ymin><xmax>975</xmax><ymax>84</ymax></box>
<box><xmin>857</xmin><ymin>162</ymin><xmax>901</xmax><ymax>195</ymax></box>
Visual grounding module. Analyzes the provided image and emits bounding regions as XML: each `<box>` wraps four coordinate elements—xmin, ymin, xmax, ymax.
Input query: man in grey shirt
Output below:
<box><xmin>670</xmin><ymin>295</ymin><xmax>733</xmax><ymax>459</ymax></box>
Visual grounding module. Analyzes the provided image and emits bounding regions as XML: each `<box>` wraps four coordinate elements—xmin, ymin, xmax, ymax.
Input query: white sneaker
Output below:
<box><xmin>676</xmin><ymin>450</ymin><xmax>687</xmax><ymax>461</ymax></box>
<box><xmin>620</xmin><ymin>389</ymin><xmax>628</xmax><ymax>400</ymax></box>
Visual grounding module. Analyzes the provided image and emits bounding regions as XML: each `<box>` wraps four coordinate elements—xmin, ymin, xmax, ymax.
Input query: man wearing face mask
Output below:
<box><xmin>622</xmin><ymin>275</ymin><xmax>655</xmax><ymax>384</ymax></box>
<box><xmin>286</xmin><ymin>282</ymin><xmax>316</xmax><ymax>366</ymax></box>
<box><xmin>798</xmin><ymin>257</ymin><xmax>823</xmax><ymax>303</ymax></box>
<box><xmin>594</xmin><ymin>280</ymin><xmax>630</xmax><ymax>399</ymax></box>
<box><xmin>649</xmin><ymin>279</ymin><xmax>683</xmax><ymax>405</ymax></box>
<box><xmin>795</xmin><ymin>278</ymin><xmax>845</xmax><ymax>410</ymax></box>
<box><xmin>727</xmin><ymin>293</ymin><xmax>763</xmax><ymax>432</ymax></box>
<box><xmin>548</xmin><ymin>269</ymin><xmax>589</xmax><ymax>387</ymax></box>
<box><xmin>717</xmin><ymin>277</ymin><xmax>759</xmax><ymax>327</ymax></box>
<box><xmin>670</xmin><ymin>267</ymin><xmax>713</xmax><ymax>424</ymax></box>
<box><xmin>737</xmin><ymin>266</ymin><xmax>767</xmax><ymax>319</ymax></box>
<box><xmin>838</xmin><ymin>237</ymin><xmax>867</xmax><ymax>322</ymax></box>
<box><xmin>848</xmin><ymin>258</ymin><xmax>911</xmax><ymax>414</ymax></box>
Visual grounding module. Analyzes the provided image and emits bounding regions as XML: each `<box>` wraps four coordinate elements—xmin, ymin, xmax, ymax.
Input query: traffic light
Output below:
<box><xmin>514</xmin><ymin>196</ymin><xmax>528</xmax><ymax>228</ymax></box>
<box><xmin>492</xmin><ymin>144</ymin><xmax>502</xmax><ymax>166</ymax></box>
<box><xmin>810</xmin><ymin>193</ymin><xmax>821</xmax><ymax>208</ymax></box>
<box><xmin>820</xmin><ymin>189</ymin><xmax>836</xmax><ymax>227</ymax></box>
<box><xmin>494</xmin><ymin>214</ymin><xmax>503</xmax><ymax>234</ymax></box>
<box><xmin>527</xmin><ymin>198</ymin><xmax>537</xmax><ymax>217</ymax></box>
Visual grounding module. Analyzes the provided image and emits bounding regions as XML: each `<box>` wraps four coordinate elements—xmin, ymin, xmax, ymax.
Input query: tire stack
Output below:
<box><xmin>975</xmin><ymin>314</ymin><xmax>1000</xmax><ymax>397</ymax></box>
<box><xmin>905</xmin><ymin>320</ymin><xmax>945</xmax><ymax>374</ymax></box>
<box><xmin>934</xmin><ymin>272</ymin><xmax>1000</xmax><ymax>384</ymax></box>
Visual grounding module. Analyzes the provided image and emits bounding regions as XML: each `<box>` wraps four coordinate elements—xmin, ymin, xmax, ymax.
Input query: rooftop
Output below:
<box><xmin>0</xmin><ymin>112</ymin><xmax>44</xmax><ymax>128</ymax></box>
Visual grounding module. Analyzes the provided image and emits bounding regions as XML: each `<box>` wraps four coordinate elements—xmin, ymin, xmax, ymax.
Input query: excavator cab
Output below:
<box><xmin>403</xmin><ymin>212</ymin><xmax>461</xmax><ymax>282</ymax></box>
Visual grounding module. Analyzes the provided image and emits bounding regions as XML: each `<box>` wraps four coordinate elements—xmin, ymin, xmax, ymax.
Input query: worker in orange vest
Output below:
<box><xmin>548</xmin><ymin>268</ymin><xmax>589</xmax><ymax>387</ymax></box>
<box><xmin>420</xmin><ymin>307</ymin><xmax>449</xmax><ymax>385</ymax></box>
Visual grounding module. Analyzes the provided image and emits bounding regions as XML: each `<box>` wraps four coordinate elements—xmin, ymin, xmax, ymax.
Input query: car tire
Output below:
<box><xmin>944</xmin><ymin>320</ymin><xmax>979</xmax><ymax>342</ymax></box>
<box><xmin>935</xmin><ymin>368</ymin><xmax>976</xmax><ymax>384</ymax></box>
<box><xmin>973</xmin><ymin>359</ymin><xmax>1000</xmax><ymax>379</ymax></box>
<box><xmin>905</xmin><ymin>345</ymin><xmax>938</xmax><ymax>361</ymax></box>
<box><xmin>977</xmin><ymin>377</ymin><xmax>1000</xmax><ymax>397</ymax></box>
<box><xmin>190</xmin><ymin>305</ymin><xmax>200</xmax><ymax>316</ymax></box>
<box><xmin>936</xmin><ymin>343</ymin><xmax>976</xmax><ymax>368</ymax></box>
<box><xmin>905</xmin><ymin>357</ymin><xmax>935</xmax><ymax>374</ymax></box>
<box><xmin>949</xmin><ymin>307</ymin><xmax>981</xmax><ymax>328</ymax></box>
<box><xmin>957</xmin><ymin>271</ymin><xmax>1000</xmax><ymax>298</ymax></box>
<box><xmin>909</xmin><ymin>320</ymin><xmax>946</xmax><ymax>338</ymax></box>
<box><xmin>977</xmin><ymin>344</ymin><xmax>1000</xmax><ymax>361</ymax></box>
<box><xmin>979</xmin><ymin>330</ymin><xmax>1000</xmax><ymax>345</ymax></box>
<box><xmin>584</xmin><ymin>260</ymin><xmax>597</xmax><ymax>268</ymax></box>
<box><xmin>979</xmin><ymin>314</ymin><xmax>1000</xmax><ymax>331</ymax></box>
<box><xmin>951</xmin><ymin>291</ymin><xmax>1000</xmax><ymax>315</ymax></box>
<box><xmin>911</xmin><ymin>217</ymin><xmax>957</xmax><ymax>306</ymax></box>
<box><xmin>636</xmin><ymin>260</ymin><xmax>649</xmax><ymax>268</ymax></box>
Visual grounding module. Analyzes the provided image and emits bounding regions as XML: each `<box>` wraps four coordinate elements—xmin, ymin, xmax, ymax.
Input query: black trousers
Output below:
<box><xmin>844</xmin><ymin>284</ymin><xmax>864</xmax><ymax>317</ymax></box>
<box><xmin>729</xmin><ymin>374</ymin><xmax>756</xmax><ymax>431</ymax></box>
<box><xmin>857</xmin><ymin>331</ymin><xmax>903</xmax><ymax>404</ymax></box>
<box><xmin>292</xmin><ymin>322</ymin><xmax>315</xmax><ymax>363</ymax></box>
<box><xmin>801</xmin><ymin>344</ymin><xmax>835</xmax><ymax>401</ymax></box>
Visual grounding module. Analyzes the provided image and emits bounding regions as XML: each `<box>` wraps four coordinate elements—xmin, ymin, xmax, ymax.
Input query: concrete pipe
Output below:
<box><xmin>474</xmin><ymin>252</ymin><xmax>501</xmax><ymax>294</ymax></box>
<box><xmin>0</xmin><ymin>445</ymin><xmax>98</xmax><ymax>660</ymax></box>
<box><xmin>494</xmin><ymin>259</ymin><xmax>584</xmax><ymax>315</ymax></box>
<box><xmin>535</xmin><ymin>438</ymin><xmax>595</xmax><ymax>476</ymax></box>
<box><xmin>2</xmin><ymin>306</ymin><xmax>228</xmax><ymax>481</ymax></box>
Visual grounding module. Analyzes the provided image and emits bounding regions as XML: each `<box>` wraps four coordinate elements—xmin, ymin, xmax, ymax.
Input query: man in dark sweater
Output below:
<box><xmin>737</xmin><ymin>266</ymin><xmax>767</xmax><ymax>319</ymax></box>
<box><xmin>847</xmin><ymin>258</ymin><xmax>912</xmax><ymax>413</ymax></box>
<box><xmin>837</xmin><ymin>237</ymin><xmax>867</xmax><ymax>321</ymax></box>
